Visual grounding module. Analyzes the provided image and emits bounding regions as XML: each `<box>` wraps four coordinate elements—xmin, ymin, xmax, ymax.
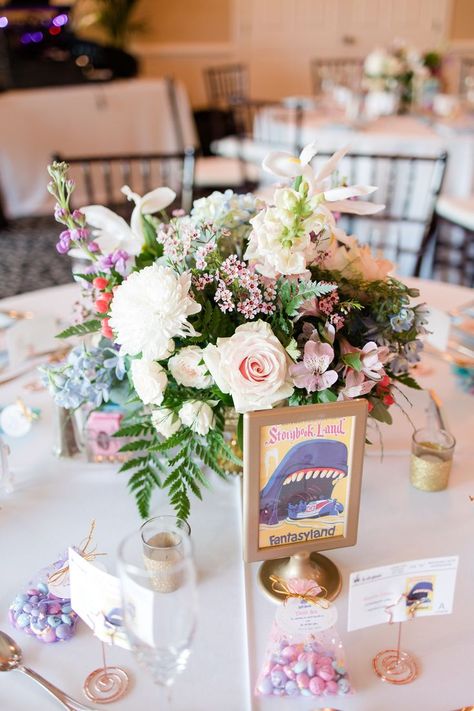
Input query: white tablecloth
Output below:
<box><xmin>0</xmin><ymin>279</ymin><xmax>473</xmax><ymax>711</ymax></box>
<box><xmin>216</xmin><ymin>110</ymin><xmax>474</xmax><ymax>199</ymax></box>
<box><xmin>0</xmin><ymin>79</ymin><xmax>197</xmax><ymax>219</ymax></box>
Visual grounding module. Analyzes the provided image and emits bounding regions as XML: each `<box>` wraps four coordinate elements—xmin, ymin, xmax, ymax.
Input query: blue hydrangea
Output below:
<box><xmin>41</xmin><ymin>342</ymin><xmax>126</xmax><ymax>410</ymax></box>
<box><xmin>190</xmin><ymin>190</ymin><xmax>262</xmax><ymax>242</ymax></box>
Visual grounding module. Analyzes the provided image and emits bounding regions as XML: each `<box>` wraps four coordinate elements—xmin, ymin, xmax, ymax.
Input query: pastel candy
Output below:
<box><xmin>41</xmin><ymin>627</ymin><xmax>57</xmax><ymax>643</ymax></box>
<box><xmin>47</xmin><ymin>603</ymin><xmax>61</xmax><ymax>615</ymax></box>
<box><xmin>284</xmin><ymin>680</ymin><xmax>299</xmax><ymax>696</ymax></box>
<box><xmin>257</xmin><ymin>676</ymin><xmax>273</xmax><ymax>696</ymax></box>
<box><xmin>55</xmin><ymin>624</ymin><xmax>72</xmax><ymax>640</ymax></box>
<box><xmin>281</xmin><ymin>645</ymin><xmax>299</xmax><ymax>661</ymax></box>
<box><xmin>61</xmin><ymin>614</ymin><xmax>73</xmax><ymax>626</ymax></box>
<box><xmin>293</xmin><ymin>659</ymin><xmax>307</xmax><ymax>674</ymax></box>
<box><xmin>338</xmin><ymin>677</ymin><xmax>351</xmax><ymax>694</ymax></box>
<box><xmin>296</xmin><ymin>672</ymin><xmax>310</xmax><ymax>689</ymax></box>
<box><xmin>37</xmin><ymin>583</ymin><xmax>48</xmax><ymax>594</ymax></box>
<box><xmin>332</xmin><ymin>661</ymin><xmax>346</xmax><ymax>675</ymax></box>
<box><xmin>325</xmin><ymin>680</ymin><xmax>339</xmax><ymax>694</ymax></box>
<box><xmin>47</xmin><ymin>616</ymin><xmax>61</xmax><ymax>628</ymax></box>
<box><xmin>16</xmin><ymin>613</ymin><xmax>30</xmax><ymax>628</ymax></box>
<box><xmin>272</xmin><ymin>688</ymin><xmax>285</xmax><ymax>696</ymax></box>
<box><xmin>270</xmin><ymin>669</ymin><xmax>287</xmax><ymax>688</ymax></box>
<box><xmin>318</xmin><ymin>666</ymin><xmax>335</xmax><ymax>681</ymax></box>
<box><xmin>301</xmin><ymin>688</ymin><xmax>313</xmax><ymax>697</ymax></box>
<box><xmin>309</xmin><ymin>676</ymin><xmax>326</xmax><ymax>695</ymax></box>
<box><xmin>283</xmin><ymin>665</ymin><xmax>296</xmax><ymax>680</ymax></box>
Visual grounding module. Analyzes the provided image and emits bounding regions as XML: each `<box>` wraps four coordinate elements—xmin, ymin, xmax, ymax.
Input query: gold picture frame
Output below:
<box><xmin>243</xmin><ymin>400</ymin><xmax>368</xmax><ymax>563</ymax></box>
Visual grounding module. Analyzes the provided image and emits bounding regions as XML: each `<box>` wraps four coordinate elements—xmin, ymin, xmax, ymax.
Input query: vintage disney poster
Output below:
<box><xmin>258</xmin><ymin>415</ymin><xmax>355</xmax><ymax>551</ymax></box>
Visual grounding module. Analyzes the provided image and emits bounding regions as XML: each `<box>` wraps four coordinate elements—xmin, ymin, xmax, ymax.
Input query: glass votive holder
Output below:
<box><xmin>141</xmin><ymin>516</ymin><xmax>191</xmax><ymax>593</ymax></box>
<box><xmin>410</xmin><ymin>428</ymin><xmax>456</xmax><ymax>492</ymax></box>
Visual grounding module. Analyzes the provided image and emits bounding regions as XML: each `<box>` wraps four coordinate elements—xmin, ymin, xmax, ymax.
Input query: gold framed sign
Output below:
<box><xmin>243</xmin><ymin>400</ymin><xmax>367</xmax><ymax>563</ymax></box>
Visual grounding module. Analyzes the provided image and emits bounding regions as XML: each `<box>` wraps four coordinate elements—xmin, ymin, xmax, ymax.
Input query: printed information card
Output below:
<box><xmin>348</xmin><ymin>555</ymin><xmax>459</xmax><ymax>631</ymax></box>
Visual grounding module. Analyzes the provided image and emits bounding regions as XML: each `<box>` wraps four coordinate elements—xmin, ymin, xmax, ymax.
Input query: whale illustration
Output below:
<box><xmin>259</xmin><ymin>439</ymin><xmax>348</xmax><ymax>526</ymax></box>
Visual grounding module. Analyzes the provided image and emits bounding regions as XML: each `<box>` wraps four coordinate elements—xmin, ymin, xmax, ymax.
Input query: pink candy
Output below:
<box><xmin>256</xmin><ymin>641</ymin><xmax>352</xmax><ymax>699</ymax></box>
<box><xmin>309</xmin><ymin>676</ymin><xmax>326</xmax><ymax>695</ymax></box>
<box><xmin>296</xmin><ymin>672</ymin><xmax>310</xmax><ymax>689</ymax></box>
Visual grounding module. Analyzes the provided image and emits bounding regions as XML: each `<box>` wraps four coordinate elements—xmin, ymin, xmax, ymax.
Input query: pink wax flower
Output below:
<box><xmin>290</xmin><ymin>339</ymin><xmax>338</xmax><ymax>393</ymax></box>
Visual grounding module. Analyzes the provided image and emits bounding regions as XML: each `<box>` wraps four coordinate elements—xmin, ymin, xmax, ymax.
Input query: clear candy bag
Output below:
<box><xmin>255</xmin><ymin>578</ymin><xmax>352</xmax><ymax>699</ymax></box>
<box><xmin>9</xmin><ymin>550</ymin><xmax>78</xmax><ymax>644</ymax></box>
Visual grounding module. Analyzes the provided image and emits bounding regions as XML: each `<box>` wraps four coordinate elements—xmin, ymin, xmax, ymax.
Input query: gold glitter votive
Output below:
<box><xmin>141</xmin><ymin>516</ymin><xmax>191</xmax><ymax>593</ymax></box>
<box><xmin>410</xmin><ymin>429</ymin><xmax>455</xmax><ymax>492</ymax></box>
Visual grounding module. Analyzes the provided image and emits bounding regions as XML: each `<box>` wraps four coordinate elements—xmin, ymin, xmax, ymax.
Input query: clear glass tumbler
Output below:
<box><xmin>117</xmin><ymin>516</ymin><xmax>197</xmax><ymax>691</ymax></box>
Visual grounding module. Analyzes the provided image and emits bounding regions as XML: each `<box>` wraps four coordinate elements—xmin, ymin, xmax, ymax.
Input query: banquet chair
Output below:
<box><xmin>416</xmin><ymin>196</ymin><xmax>474</xmax><ymax>287</ymax></box>
<box><xmin>308</xmin><ymin>151</ymin><xmax>448</xmax><ymax>277</ymax></box>
<box><xmin>459</xmin><ymin>56</ymin><xmax>474</xmax><ymax>99</ymax></box>
<box><xmin>202</xmin><ymin>98</ymin><xmax>308</xmax><ymax>194</ymax></box>
<box><xmin>310</xmin><ymin>58</ymin><xmax>364</xmax><ymax>94</ymax></box>
<box><xmin>204</xmin><ymin>63</ymin><xmax>248</xmax><ymax>107</ymax></box>
<box><xmin>52</xmin><ymin>150</ymin><xmax>196</xmax><ymax>214</ymax></box>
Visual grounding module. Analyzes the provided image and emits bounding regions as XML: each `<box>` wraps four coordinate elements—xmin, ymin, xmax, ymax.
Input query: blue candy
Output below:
<box><xmin>16</xmin><ymin>613</ymin><xmax>30</xmax><ymax>628</ymax></box>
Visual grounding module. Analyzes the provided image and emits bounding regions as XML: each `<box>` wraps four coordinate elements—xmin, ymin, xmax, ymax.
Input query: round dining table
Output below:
<box><xmin>0</xmin><ymin>277</ymin><xmax>473</xmax><ymax>711</ymax></box>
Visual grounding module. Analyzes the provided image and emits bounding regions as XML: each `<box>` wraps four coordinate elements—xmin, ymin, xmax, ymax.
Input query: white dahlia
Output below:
<box><xmin>109</xmin><ymin>264</ymin><xmax>201</xmax><ymax>360</ymax></box>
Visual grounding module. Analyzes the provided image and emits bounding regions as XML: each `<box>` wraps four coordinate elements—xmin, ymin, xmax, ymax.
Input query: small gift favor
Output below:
<box><xmin>9</xmin><ymin>522</ymin><xmax>103</xmax><ymax>644</ymax></box>
<box><xmin>9</xmin><ymin>550</ymin><xmax>78</xmax><ymax>644</ymax></box>
<box><xmin>256</xmin><ymin>578</ymin><xmax>352</xmax><ymax>698</ymax></box>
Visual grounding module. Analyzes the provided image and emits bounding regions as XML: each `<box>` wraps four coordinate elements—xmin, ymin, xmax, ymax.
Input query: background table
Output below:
<box><xmin>0</xmin><ymin>79</ymin><xmax>197</xmax><ymax>219</ymax></box>
<box><xmin>0</xmin><ymin>278</ymin><xmax>473</xmax><ymax>710</ymax></box>
<box><xmin>216</xmin><ymin>110</ymin><xmax>474</xmax><ymax>199</ymax></box>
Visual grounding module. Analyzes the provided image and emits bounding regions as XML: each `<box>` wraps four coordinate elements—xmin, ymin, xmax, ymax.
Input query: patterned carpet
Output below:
<box><xmin>0</xmin><ymin>216</ymin><xmax>74</xmax><ymax>299</ymax></box>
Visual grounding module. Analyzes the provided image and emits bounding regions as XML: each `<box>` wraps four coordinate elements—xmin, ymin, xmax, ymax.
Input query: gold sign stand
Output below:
<box><xmin>258</xmin><ymin>551</ymin><xmax>341</xmax><ymax>602</ymax></box>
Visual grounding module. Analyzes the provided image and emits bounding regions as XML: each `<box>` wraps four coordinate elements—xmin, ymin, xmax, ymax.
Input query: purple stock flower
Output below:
<box><xmin>290</xmin><ymin>339</ymin><xmax>338</xmax><ymax>393</ymax></box>
<box><xmin>97</xmin><ymin>249</ymin><xmax>131</xmax><ymax>277</ymax></box>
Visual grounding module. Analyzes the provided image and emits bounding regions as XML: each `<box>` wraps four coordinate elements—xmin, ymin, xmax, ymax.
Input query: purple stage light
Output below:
<box><xmin>52</xmin><ymin>14</ymin><xmax>68</xmax><ymax>27</ymax></box>
<box><xmin>0</xmin><ymin>16</ymin><xmax>8</xmax><ymax>29</ymax></box>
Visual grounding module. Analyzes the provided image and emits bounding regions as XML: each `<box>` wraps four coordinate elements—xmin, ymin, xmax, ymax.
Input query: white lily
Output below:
<box><xmin>263</xmin><ymin>143</ymin><xmax>384</xmax><ymax>216</ymax></box>
<box><xmin>121</xmin><ymin>185</ymin><xmax>176</xmax><ymax>243</ymax></box>
<box><xmin>71</xmin><ymin>185</ymin><xmax>177</xmax><ymax>260</ymax></box>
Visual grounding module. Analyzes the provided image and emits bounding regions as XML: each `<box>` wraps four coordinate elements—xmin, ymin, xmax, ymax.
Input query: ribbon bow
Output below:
<box><xmin>270</xmin><ymin>575</ymin><xmax>330</xmax><ymax>608</ymax></box>
<box><xmin>48</xmin><ymin>520</ymin><xmax>106</xmax><ymax>586</ymax></box>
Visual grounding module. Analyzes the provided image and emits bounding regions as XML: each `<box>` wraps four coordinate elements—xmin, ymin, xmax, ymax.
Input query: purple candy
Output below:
<box><xmin>55</xmin><ymin>623</ymin><xmax>72</xmax><ymax>640</ymax></box>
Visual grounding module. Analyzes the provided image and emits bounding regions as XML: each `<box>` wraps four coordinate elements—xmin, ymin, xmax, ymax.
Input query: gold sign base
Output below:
<box><xmin>258</xmin><ymin>551</ymin><xmax>342</xmax><ymax>603</ymax></box>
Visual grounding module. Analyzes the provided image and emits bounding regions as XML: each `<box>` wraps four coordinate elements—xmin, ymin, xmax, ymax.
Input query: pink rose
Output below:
<box><xmin>202</xmin><ymin>321</ymin><xmax>294</xmax><ymax>413</ymax></box>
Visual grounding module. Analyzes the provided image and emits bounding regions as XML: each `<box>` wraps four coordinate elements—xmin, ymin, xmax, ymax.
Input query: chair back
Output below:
<box><xmin>308</xmin><ymin>151</ymin><xmax>447</xmax><ymax>277</ymax></box>
<box><xmin>430</xmin><ymin>215</ymin><xmax>474</xmax><ymax>287</ymax></box>
<box><xmin>204</xmin><ymin>64</ymin><xmax>248</xmax><ymax>107</ymax></box>
<box><xmin>310</xmin><ymin>58</ymin><xmax>364</xmax><ymax>94</ymax></box>
<box><xmin>459</xmin><ymin>56</ymin><xmax>474</xmax><ymax>99</ymax></box>
<box><xmin>52</xmin><ymin>150</ymin><xmax>196</xmax><ymax>214</ymax></box>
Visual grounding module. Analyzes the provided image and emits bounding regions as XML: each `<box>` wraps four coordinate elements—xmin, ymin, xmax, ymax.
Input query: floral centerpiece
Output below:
<box><xmin>363</xmin><ymin>42</ymin><xmax>440</xmax><ymax>112</ymax></box>
<box><xmin>44</xmin><ymin>143</ymin><xmax>426</xmax><ymax>519</ymax></box>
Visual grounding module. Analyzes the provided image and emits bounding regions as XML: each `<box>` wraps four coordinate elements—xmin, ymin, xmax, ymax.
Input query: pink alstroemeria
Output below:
<box><xmin>340</xmin><ymin>338</ymin><xmax>389</xmax><ymax>381</ymax></box>
<box><xmin>290</xmin><ymin>339</ymin><xmax>338</xmax><ymax>393</ymax></box>
<box><xmin>339</xmin><ymin>370</ymin><xmax>376</xmax><ymax>399</ymax></box>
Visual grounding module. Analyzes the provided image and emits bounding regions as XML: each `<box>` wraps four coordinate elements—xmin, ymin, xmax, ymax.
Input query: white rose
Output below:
<box><xmin>203</xmin><ymin>320</ymin><xmax>294</xmax><ymax>414</ymax></box>
<box><xmin>168</xmin><ymin>346</ymin><xmax>212</xmax><ymax>389</ymax></box>
<box><xmin>130</xmin><ymin>359</ymin><xmax>167</xmax><ymax>406</ymax></box>
<box><xmin>179</xmin><ymin>401</ymin><xmax>215</xmax><ymax>436</ymax></box>
<box><xmin>109</xmin><ymin>263</ymin><xmax>201</xmax><ymax>361</ymax></box>
<box><xmin>151</xmin><ymin>408</ymin><xmax>181</xmax><ymax>438</ymax></box>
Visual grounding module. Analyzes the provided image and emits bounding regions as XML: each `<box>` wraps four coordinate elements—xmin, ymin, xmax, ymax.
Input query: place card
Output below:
<box><xmin>69</xmin><ymin>547</ymin><xmax>154</xmax><ymax>648</ymax></box>
<box><xmin>348</xmin><ymin>555</ymin><xmax>458</xmax><ymax>631</ymax></box>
